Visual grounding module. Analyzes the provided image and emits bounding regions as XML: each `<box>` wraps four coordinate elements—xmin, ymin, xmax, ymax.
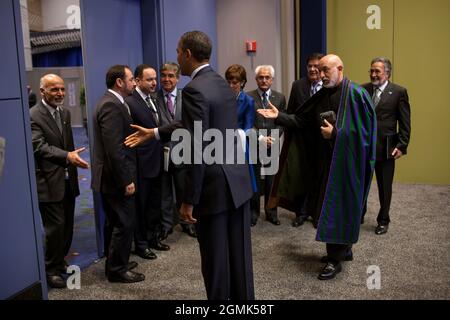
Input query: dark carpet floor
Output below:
<box><xmin>51</xmin><ymin>175</ymin><xmax>450</xmax><ymax>299</ymax></box>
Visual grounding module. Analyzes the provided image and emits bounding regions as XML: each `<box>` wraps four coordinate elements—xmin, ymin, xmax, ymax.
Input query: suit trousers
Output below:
<box><xmin>135</xmin><ymin>176</ymin><xmax>162</xmax><ymax>247</ymax></box>
<box><xmin>160</xmin><ymin>171</ymin><xmax>176</xmax><ymax>232</ymax></box>
<box><xmin>102</xmin><ymin>193</ymin><xmax>135</xmax><ymax>275</ymax></box>
<box><xmin>250</xmin><ymin>162</ymin><xmax>277</xmax><ymax>219</ymax></box>
<box><xmin>326</xmin><ymin>243</ymin><xmax>353</xmax><ymax>263</ymax></box>
<box><xmin>39</xmin><ymin>180</ymin><xmax>75</xmax><ymax>275</ymax></box>
<box><xmin>195</xmin><ymin>201</ymin><xmax>254</xmax><ymax>300</ymax></box>
<box><xmin>375</xmin><ymin>159</ymin><xmax>395</xmax><ymax>225</ymax></box>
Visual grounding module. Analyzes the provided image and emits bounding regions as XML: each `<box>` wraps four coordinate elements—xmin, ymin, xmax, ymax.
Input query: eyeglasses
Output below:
<box><xmin>257</xmin><ymin>76</ymin><xmax>272</xmax><ymax>81</ymax></box>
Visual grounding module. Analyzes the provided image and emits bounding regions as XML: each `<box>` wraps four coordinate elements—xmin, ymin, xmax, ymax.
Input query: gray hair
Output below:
<box><xmin>255</xmin><ymin>65</ymin><xmax>275</xmax><ymax>78</ymax></box>
<box><xmin>371</xmin><ymin>57</ymin><xmax>392</xmax><ymax>77</ymax></box>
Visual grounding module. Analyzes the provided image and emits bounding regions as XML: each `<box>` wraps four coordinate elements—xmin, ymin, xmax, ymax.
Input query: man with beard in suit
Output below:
<box><xmin>125</xmin><ymin>64</ymin><xmax>169</xmax><ymax>259</ymax></box>
<box><xmin>30</xmin><ymin>74</ymin><xmax>89</xmax><ymax>288</ymax></box>
<box><xmin>362</xmin><ymin>57</ymin><xmax>411</xmax><ymax>235</ymax></box>
<box><xmin>91</xmin><ymin>65</ymin><xmax>144</xmax><ymax>283</ymax></box>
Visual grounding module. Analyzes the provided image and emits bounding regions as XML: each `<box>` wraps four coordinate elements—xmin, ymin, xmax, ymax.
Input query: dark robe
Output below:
<box><xmin>270</xmin><ymin>78</ymin><xmax>376</xmax><ymax>244</ymax></box>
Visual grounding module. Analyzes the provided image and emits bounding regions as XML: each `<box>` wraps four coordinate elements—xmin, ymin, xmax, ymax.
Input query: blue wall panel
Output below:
<box><xmin>0</xmin><ymin>0</ymin><xmax>22</xmax><ymax>99</ymax></box>
<box><xmin>0</xmin><ymin>0</ymin><xmax>47</xmax><ymax>300</ymax></box>
<box><xmin>80</xmin><ymin>0</ymin><xmax>143</xmax><ymax>256</ymax></box>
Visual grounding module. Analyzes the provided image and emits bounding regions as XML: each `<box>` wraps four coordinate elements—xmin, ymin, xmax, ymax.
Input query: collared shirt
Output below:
<box><xmin>257</xmin><ymin>88</ymin><xmax>272</xmax><ymax>105</ymax></box>
<box><xmin>191</xmin><ymin>63</ymin><xmax>210</xmax><ymax>79</ymax></box>
<box><xmin>135</xmin><ymin>87</ymin><xmax>158</xmax><ymax>112</ymax></box>
<box><xmin>310</xmin><ymin>80</ymin><xmax>323</xmax><ymax>96</ymax></box>
<box><xmin>42</xmin><ymin>99</ymin><xmax>61</xmax><ymax>118</ymax></box>
<box><xmin>162</xmin><ymin>87</ymin><xmax>177</xmax><ymax>115</ymax></box>
<box><xmin>374</xmin><ymin>80</ymin><xmax>389</xmax><ymax>94</ymax></box>
<box><xmin>108</xmin><ymin>89</ymin><xmax>124</xmax><ymax>104</ymax></box>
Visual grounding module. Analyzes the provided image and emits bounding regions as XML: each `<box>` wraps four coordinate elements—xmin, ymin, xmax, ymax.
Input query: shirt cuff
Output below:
<box><xmin>154</xmin><ymin>128</ymin><xmax>161</xmax><ymax>140</ymax></box>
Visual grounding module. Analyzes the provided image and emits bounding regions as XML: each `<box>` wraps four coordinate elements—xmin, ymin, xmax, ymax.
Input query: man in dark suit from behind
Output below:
<box><xmin>91</xmin><ymin>65</ymin><xmax>145</xmax><ymax>283</ymax></box>
<box><xmin>30</xmin><ymin>74</ymin><xmax>89</xmax><ymax>288</ymax></box>
<box><xmin>287</xmin><ymin>52</ymin><xmax>324</xmax><ymax>228</ymax></box>
<box><xmin>247</xmin><ymin>65</ymin><xmax>286</xmax><ymax>226</ymax></box>
<box><xmin>126</xmin><ymin>64</ymin><xmax>169</xmax><ymax>259</ymax></box>
<box><xmin>124</xmin><ymin>31</ymin><xmax>255</xmax><ymax>300</ymax></box>
<box><xmin>157</xmin><ymin>62</ymin><xmax>197</xmax><ymax>240</ymax></box>
<box><xmin>362</xmin><ymin>57</ymin><xmax>411</xmax><ymax>235</ymax></box>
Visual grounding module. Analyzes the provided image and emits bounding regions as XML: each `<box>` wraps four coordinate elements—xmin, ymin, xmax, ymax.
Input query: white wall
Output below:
<box><xmin>41</xmin><ymin>0</ymin><xmax>79</xmax><ymax>31</ymax></box>
<box><xmin>216</xmin><ymin>0</ymin><xmax>284</xmax><ymax>93</ymax></box>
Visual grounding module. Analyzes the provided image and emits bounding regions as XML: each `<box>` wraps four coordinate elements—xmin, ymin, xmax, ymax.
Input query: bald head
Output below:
<box><xmin>39</xmin><ymin>74</ymin><xmax>65</xmax><ymax>107</ymax></box>
<box><xmin>319</xmin><ymin>54</ymin><xmax>344</xmax><ymax>88</ymax></box>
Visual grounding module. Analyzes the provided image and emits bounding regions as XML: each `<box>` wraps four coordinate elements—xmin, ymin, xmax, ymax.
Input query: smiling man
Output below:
<box><xmin>257</xmin><ymin>54</ymin><xmax>376</xmax><ymax>281</ymax></box>
<box><xmin>361</xmin><ymin>57</ymin><xmax>411</xmax><ymax>235</ymax></box>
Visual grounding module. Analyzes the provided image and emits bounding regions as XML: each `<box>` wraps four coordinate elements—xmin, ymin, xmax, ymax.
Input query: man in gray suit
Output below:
<box><xmin>30</xmin><ymin>74</ymin><xmax>89</xmax><ymax>288</ymax></box>
<box><xmin>157</xmin><ymin>62</ymin><xmax>197</xmax><ymax>240</ymax></box>
<box><xmin>362</xmin><ymin>57</ymin><xmax>411</xmax><ymax>235</ymax></box>
<box><xmin>247</xmin><ymin>65</ymin><xmax>286</xmax><ymax>226</ymax></box>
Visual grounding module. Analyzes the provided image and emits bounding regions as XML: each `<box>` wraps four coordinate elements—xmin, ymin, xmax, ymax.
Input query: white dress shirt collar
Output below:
<box><xmin>108</xmin><ymin>89</ymin><xmax>124</xmax><ymax>104</ymax></box>
<box><xmin>191</xmin><ymin>64</ymin><xmax>210</xmax><ymax>79</ymax></box>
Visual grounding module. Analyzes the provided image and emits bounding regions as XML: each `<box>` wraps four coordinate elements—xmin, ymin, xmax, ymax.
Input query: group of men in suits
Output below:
<box><xmin>30</xmin><ymin>31</ymin><xmax>409</xmax><ymax>293</ymax></box>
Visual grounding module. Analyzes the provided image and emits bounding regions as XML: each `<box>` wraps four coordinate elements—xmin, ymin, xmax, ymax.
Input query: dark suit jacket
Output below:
<box><xmin>126</xmin><ymin>89</ymin><xmax>163</xmax><ymax>178</ymax></box>
<box><xmin>91</xmin><ymin>91</ymin><xmax>137</xmax><ymax>195</ymax></box>
<box><xmin>157</xmin><ymin>88</ymin><xmax>182</xmax><ymax>124</ymax></box>
<box><xmin>30</xmin><ymin>101</ymin><xmax>79</xmax><ymax>202</ymax></box>
<box><xmin>287</xmin><ymin>77</ymin><xmax>312</xmax><ymax>114</ymax></box>
<box><xmin>247</xmin><ymin>88</ymin><xmax>286</xmax><ymax>135</ymax></box>
<box><xmin>182</xmin><ymin>66</ymin><xmax>253</xmax><ymax>215</ymax></box>
<box><xmin>362</xmin><ymin>82</ymin><xmax>411</xmax><ymax>159</ymax></box>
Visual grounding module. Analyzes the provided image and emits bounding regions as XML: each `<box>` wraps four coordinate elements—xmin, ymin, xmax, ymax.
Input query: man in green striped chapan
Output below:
<box><xmin>257</xmin><ymin>54</ymin><xmax>376</xmax><ymax>280</ymax></box>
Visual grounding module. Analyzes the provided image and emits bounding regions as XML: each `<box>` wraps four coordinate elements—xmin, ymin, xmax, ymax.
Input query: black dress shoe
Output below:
<box><xmin>318</xmin><ymin>262</ymin><xmax>342</xmax><ymax>280</ymax></box>
<box><xmin>136</xmin><ymin>248</ymin><xmax>157</xmax><ymax>259</ymax></box>
<box><xmin>158</xmin><ymin>228</ymin><xmax>173</xmax><ymax>241</ymax></box>
<box><xmin>47</xmin><ymin>275</ymin><xmax>66</xmax><ymax>288</ymax></box>
<box><xmin>181</xmin><ymin>224</ymin><xmax>197</xmax><ymax>238</ymax></box>
<box><xmin>105</xmin><ymin>261</ymin><xmax>139</xmax><ymax>277</ymax></box>
<box><xmin>108</xmin><ymin>270</ymin><xmax>145</xmax><ymax>283</ymax></box>
<box><xmin>292</xmin><ymin>215</ymin><xmax>307</xmax><ymax>227</ymax></box>
<box><xmin>266</xmin><ymin>216</ymin><xmax>281</xmax><ymax>226</ymax></box>
<box><xmin>375</xmin><ymin>224</ymin><xmax>389</xmax><ymax>235</ymax></box>
<box><xmin>320</xmin><ymin>253</ymin><xmax>353</xmax><ymax>263</ymax></box>
<box><xmin>149</xmin><ymin>240</ymin><xmax>170</xmax><ymax>251</ymax></box>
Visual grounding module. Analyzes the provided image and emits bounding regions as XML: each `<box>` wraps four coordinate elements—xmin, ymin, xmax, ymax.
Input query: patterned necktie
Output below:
<box><xmin>53</xmin><ymin>108</ymin><xmax>63</xmax><ymax>133</ymax></box>
<box><xmin>311</xmin><ymin>82</ymin><xmax>321</xmax><ymax>96</ymax></box>
<box><xmin>145</xmin><ymin>96</ymin><xmax>159</xmax><ymax>124</ymax></box>
<box><xmin>262</xmin><ymin>92</ymin><xmax>268</xmax><ymax>108</ymax></box>
<box><xmin>372</xmin><ymin>87</ymin><xmax>381</xmax><ymax>107</ymax></box>
<box><xmin>166</xmin><ymin>93</ymin><xmax>174</xmax><ymax>119</ymax></box>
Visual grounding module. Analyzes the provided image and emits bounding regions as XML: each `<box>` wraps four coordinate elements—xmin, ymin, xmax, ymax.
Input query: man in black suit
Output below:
<box><xmin>126</xmin><ymin>64</ymin><xmax>169</xmax><ymax>258</ymax></box>
<box><xmin>30</xmin><ymin>74</ymin><xmax>89</xmax><ymax>288</ymax></box>
<box><xmin>287</xmin><ymin>53</ymin><xmax>324</xmax><ymax>227</ymax></box>
<box><xmin>91</xmin><ymin>65</ymin><xmax>145</xmax><ymax>283</ymax></box>
<box><xmin>157</xmin><ymin>62</ymin><xmax>197</xmax><ymax>239</ymax></box>
<box><xmin>125</xmin><ymin>31</ymin><xmax>254</xmax><ymax>300</ymax></box>
<box><xmin>362</xmin><ymin>57</ymin><xmax>411</xmax><ymax>235</ymax></box>
<box><xmin>247</xmin><ymin>65</ymin><xmax>286</xmax><ymax>226</ymax></box>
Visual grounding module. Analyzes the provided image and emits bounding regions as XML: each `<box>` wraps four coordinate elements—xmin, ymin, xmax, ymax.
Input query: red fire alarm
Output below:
<box><xmin>246</xmin><ymin>40</ymin><xmax>257</xmax><ymax>53</ymax></box>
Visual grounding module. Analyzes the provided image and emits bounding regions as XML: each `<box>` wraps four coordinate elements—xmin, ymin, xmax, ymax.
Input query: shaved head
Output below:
<box><xmin>319</xmin><ymin>54</ymin><xmax>344</xmax><ymax>88</ymax></box>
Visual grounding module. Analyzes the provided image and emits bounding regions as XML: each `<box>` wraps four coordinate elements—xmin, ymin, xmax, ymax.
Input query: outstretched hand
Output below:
<box><xmin>67</xmin><ymin>147</ymin><xmax>89</xmax><ymax>169</ymax></box>
<box><xmin>124</xmin><ymin>124</ymin><xmax>155</xmax><ymax>148</ymax></box>
<box><xmin>256</xmin><ymin>100</ymin><xmax>279</xmax><ymax>119</ymax></box>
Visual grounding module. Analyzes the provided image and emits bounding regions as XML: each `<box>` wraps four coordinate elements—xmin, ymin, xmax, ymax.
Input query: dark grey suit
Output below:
<box><xmin>30</xmin><ymin>101</ymin><xmax>79</xmax><ymax>276</ymax></box>
<box><xmin>362</xmin><ymin>81</ymin><xmax>411</xmax><ymax>225</ymax></box>
<box><xmin>91</xmin><ymin>91</ymin><xmax>137</xmax><ymax>275</ymax></box>
<box><xmin>183</xmin><ymin>66</ymin><xmax>254</xmax><ymax>300</ymax></box>
<box><xmin>247</xmin><ymin>89</ymin><xmax>286</xmax><ymax>222</ymax></box>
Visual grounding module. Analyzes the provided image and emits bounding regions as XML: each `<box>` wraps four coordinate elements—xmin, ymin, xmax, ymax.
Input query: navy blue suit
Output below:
<box><xmin>125</xmin><ymin>89</ymin><xmax>164</xmax><ymax>250</ymax></box>
<box><xmin>182</xmin><ymin>66</ymin><xmax>254</xmax><ymax>300</ymax></box>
